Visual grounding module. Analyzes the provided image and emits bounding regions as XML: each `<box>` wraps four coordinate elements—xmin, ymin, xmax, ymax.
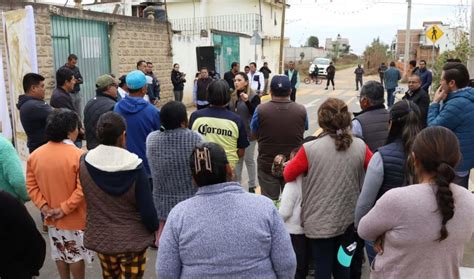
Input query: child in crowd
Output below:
<box><xmin>277</xmin><ymin>136</ymin><xmax>317</xmax><ymax>279</ymax></box>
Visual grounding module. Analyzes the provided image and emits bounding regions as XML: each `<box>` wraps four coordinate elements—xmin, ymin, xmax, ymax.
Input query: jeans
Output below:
<box><xmin>356</xmin><ymin>78</ymin><xmax>363</xmax><ymax>90</ymax></box>
<box><xmin>386</xmin><ymin>88</ymin><xmax>396</xmax><ymax>107</ymax></box>
<box><xmin>326</xmin><ymin>77</ymin><xmax>335</xmax><ymax>88</ymax></box>
<box><xmin>74</xmin><ymin>140</ymin><xmax>82</xmax><ymax>148</ymax></box>
<box><xmin>257</xmin><ymin>167</ymin><xmax>284</xmax><ymax>200</ymax></box>
<box><xmin>310</xmin><ymin>236</ymin><xmax>350</xmax><ymax>279</ymax></box>
<box><xmin>365</xmin><ymin>240</ymin><xmax>377</xmax><ymax>266</ymax></box>
<box><xmin>350</xmin><ymin>234</ymin><xmax>365</xmax><ymax>279</ymax></box>
<box><xmin>290</xmin><ymin>88</ymin><xmax>297</xmax><ymax>102</ymax></box>
<box><xmin>173</xmin><ymin>90</ymin><xmax>183</xmax><ymax>102</ymax></box>
<box><xmin>70</xmin><ymin>92</ymin><xmax>82</xmax><ymax>120</ymax></box>
<box><xmin>263</xmin><ymin>79</ymin><xmax>269</xmax><ymax>94</ymax></box>
<box><xmin>291</xmin><ymin>234</ymin><xmax>309</xmax><ymax>279</ymax></box>
<box><xmin>235</xmin><ymin>140</ymin><xmax>257</xmax><ymax>190</ymax></box>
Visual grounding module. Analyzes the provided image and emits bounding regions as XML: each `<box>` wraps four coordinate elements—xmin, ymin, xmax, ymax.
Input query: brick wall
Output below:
<box><xmin>2</xmin><ymin>2</ymin><xmax>173</xmax><ymax>107</ymax></box>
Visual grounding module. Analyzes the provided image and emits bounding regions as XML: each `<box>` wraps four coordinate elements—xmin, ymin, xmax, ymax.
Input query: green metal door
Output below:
<box><xmin>213</xmin><ymin>33</ymin><xmax>240</xmax><ymax>76</ymax></box>
<box><xmin>51</xmin><ymin>16</ymin><xmax>110</xmax><ymax>105</ymax></box>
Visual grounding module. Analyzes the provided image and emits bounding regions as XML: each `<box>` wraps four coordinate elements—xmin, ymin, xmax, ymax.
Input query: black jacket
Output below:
<box><xmin>0</xmin><ymin>191</ymin><xmax>46</xmax><ymax>278</ymax></box>
<box><xmin>16</xmin><ymin>95</ymin><xmax>53</xmax><ymax>153</ymax></box>
<box><xmin>259</xmin><ymin>66</ymin><xmax>272</xmax><ymax>79</ymax></box>
<box><xmin>50</xmin><ymin>87</ymin><xmax>74</xmax><ymax>110</ymax></box>
<box><xmin>83</xmin><ymin>92</ymin><xmax>117</xmax><ymax>150</ymax></box>
<box><xmin>60</xmin><ymin>64</ymin><xmax>83</xmax><ymax>93</ymax></box>
<box><xmin>402</xmin><ymin>87</ymin><xmax>430</xmax><ymax>127</ymax></box>
<box><xmin>171</xmin><ymin>70</ymin><xmax>186</xmax><ymax>90</ymax></box>
<box><xmin>146</xmin><ymin>73</ymin><xmax>160</xmax><ymax>101</ymax></box>
<box><xmin>223</xmin><ymin>71</ymin><xmax>236</xmax><ymax>91</ymax></box>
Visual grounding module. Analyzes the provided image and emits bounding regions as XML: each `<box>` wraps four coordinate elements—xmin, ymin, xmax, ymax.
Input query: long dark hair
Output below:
<box><xmin>317</xmin><ymin>98</ymin><xmax>353</xmax><ymax>151</ymax></box>
<box><xmin>190</xmin><ymin>142</ymin><xmax>229</xmax><ymax>187</ymax></box>
<box><xmin>387</xmin><ymin>100</ymin><xmax>421</xmax><ymax>154</ymax></box>
<box><xmin>412</xmin><ymin>126</ymin><xmax>461</xmax><ymax>241</ymax></box>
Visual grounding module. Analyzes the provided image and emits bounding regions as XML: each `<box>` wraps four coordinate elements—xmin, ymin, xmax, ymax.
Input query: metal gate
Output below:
<box><xmin>51</xmin><ymin>16</ymin><xmax>110</xmax><ymax>105</ymax></box>
<box><xmin>212</xmin><ymin>33</ymin><xmax>240</xmax><ymax>76</ymax></box>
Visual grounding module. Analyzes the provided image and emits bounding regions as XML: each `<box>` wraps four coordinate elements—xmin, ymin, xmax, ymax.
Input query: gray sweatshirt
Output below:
<box><xmin>358</xmin><ymin>183</ymin><xmax>474</xmax><ymax>279</ymax></box>
<box><xmin>156</xmin><ymin>181</ymin><xmax>296</xmax><ymax>278</ymax></box>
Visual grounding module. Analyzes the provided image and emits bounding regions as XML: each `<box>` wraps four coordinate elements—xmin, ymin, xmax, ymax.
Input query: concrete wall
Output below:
<box><xmin>285</xmin><ymin>47</ymin><xmax>328</xmax><ymax>62</ymax></box>
<box><xmin>2</xmin><ymin>2</ymin><xmax>173</xmax><ymax>106</ymax></box>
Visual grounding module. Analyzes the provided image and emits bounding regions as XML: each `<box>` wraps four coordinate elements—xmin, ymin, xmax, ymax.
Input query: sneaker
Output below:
<box><xmin>249</xmin><ymin>187</ymin><xmax>256</xmax><ymax>193</ymax></box>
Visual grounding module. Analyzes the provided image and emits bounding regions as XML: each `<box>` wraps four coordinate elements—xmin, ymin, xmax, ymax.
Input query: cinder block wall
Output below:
<box><xmin>2</xmin><ymin>2</ymin><xmax>173</xmax><ymax>107</ymax></box>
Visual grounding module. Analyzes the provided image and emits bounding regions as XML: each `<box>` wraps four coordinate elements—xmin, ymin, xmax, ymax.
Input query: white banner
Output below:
<box><xmin>0</xmin><ymin>44</ymin><xmax>11</xmax><ymax>139</ymax></box>
<box><xmin>3</xmin><ymin>5</ymin><xmax>38</xmax><ymax>159</ymax></box>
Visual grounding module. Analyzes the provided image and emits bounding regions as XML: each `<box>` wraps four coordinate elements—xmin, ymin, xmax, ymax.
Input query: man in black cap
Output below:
<box><xmin>83</xmin><ymin>75</ymin><xmax>118</xmax><ymax>150</ymax></box>
<box><xmin>250</xmin><ymin>75</ymin><xmax>308</xmax><ymax>200</ymax></box>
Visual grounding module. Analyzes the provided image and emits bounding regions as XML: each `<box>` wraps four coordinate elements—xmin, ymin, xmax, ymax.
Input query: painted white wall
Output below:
<box><xmin>166</xmin><ymin>0</ymin><xmax>283</xmax><ymax>37</ymax></box>
<box><xmin>172</xmin><ymin>34</ymin><xmax>211</xmax><ymax>104</ymax></box>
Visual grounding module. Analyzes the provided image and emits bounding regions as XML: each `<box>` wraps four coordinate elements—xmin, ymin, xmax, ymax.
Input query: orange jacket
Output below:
<box><xmin>27</xmin><ymin>141</ymin><xmax>86</xmax><ymax>230</ymax></box>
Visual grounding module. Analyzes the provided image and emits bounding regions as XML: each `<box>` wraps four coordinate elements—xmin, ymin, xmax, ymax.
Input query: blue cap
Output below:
<box><xmin>270</xmin><ymin>75</ymin><xmax>291</xmax><ymax>94</ymax></box>
<box><xmin>126</xmin><ymin>70</ymin><xmax>147</xmax><ymax>90</ymax></box>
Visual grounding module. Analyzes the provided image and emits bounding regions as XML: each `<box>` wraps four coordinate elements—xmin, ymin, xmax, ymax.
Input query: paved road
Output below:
<box><xmin>31</xmin><ymin>67</ymin><xmax>474</xmax><ymax>278</ymax></box>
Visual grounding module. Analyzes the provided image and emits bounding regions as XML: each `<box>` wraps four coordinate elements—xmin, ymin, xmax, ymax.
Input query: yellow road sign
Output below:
<box><xmin>426</xmin><ymin>24</ymin><xmax>444</xmax><ymax>44</ymax></box>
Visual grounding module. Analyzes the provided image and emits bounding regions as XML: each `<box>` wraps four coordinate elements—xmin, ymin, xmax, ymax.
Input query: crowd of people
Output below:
<box><xmin>0</xmin><ymin>54</ymin><xmax>473</xmax><ymax>279</ymax></box>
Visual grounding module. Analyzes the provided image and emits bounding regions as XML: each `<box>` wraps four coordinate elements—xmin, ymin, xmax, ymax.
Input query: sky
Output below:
<box><xmin>41</xmin><ymin>0</ymin><xmax>470</xmax><ymax>55</ymax></box>
<box><xmin>286</xmin><ymin>0</ymin><xmax>470</xmax><ymax>54</ymax></box>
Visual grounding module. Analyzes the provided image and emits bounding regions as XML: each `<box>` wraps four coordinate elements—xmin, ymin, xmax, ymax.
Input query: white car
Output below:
<box><xmin>309</xmin><ymin>58</ymin><xmax>331</xmax><ymax>77</ymax></box>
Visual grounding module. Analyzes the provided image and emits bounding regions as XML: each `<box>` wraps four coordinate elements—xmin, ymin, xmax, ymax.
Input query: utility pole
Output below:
<box><xmin>278</xmin><ymin>0</ymin><xmax>286</xmax><ymax>74</ymax></box>
<box><xmin>403</xmin><ymin>0</ymin><xmax>412</xmax><ymax>79</ymax></box>
<box><xmin>467</xmin><ymin>0</ymin><xmax>474</xmax><ymax>78</ymax></box>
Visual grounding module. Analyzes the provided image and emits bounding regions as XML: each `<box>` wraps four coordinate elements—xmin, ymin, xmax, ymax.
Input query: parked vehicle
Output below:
<box><xmin>309</xmin><ymin>58</ymin><xmax>331</xmax><ymax>77</ymax></box>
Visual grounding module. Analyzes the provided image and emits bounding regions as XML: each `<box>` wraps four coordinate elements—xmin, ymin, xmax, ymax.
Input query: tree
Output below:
<box><xmin>306</xmin><ymin>36</ymin><xmax>319</xmax><ymax>48</ymax></box>
<box><xmin>363</xmin><ymin>38</ymin><xmax>390</xmax><ymax>75</ymax></box>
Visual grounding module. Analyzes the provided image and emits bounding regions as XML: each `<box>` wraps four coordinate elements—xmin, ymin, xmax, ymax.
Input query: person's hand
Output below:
<box><xmin>240</xmin><ymin>93</ymin><xmax>249</xmax><ymax>102</ymax></box>
<box><xmin>40</xmin><ymin>204</ymin><xmax>54</xmax><ymax>219</ymax></box>
<box><xmin>49</xmin><ymin>208</ymin><xmax>66</xmax><ymax>220</ymax></box>
<box><xmin>433</xmin><ymin>86</ymin><xmax>448</xmax><ymax>103</ymax></box>
<box><xmin>374</xmin><ymin>235</ymin><xmax>385</xmax><ymax>254</ymax></box>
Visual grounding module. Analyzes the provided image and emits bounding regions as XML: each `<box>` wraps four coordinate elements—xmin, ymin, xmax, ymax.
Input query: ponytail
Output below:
<box><xmin>412</xmin><ymin>126</ymin><xmax>461</xmax><ymax>243</ymax></box>
<box><xmin>434</xmin><ymin>161</ymin><xmax>456</xmax><ymax>241</ymax></box>
<box><xmin>318</xmin><ymin>98</ymin><xmax>353</xmax><ymax>151</ymax></box>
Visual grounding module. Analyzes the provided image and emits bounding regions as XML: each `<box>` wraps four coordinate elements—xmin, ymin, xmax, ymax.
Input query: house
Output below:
<box><xmin>54</xmin><ymin>0</ymin><xmax>289</xmax><ymax>104</ymax></box>
<box><xmin>160</xmin><ymin>0</ymin><xmax>289</xmax><ymax>104</ymax></box>
<box><xmin>394</xmin><ymin>21</ymin><xmax>466</xmax><ymax>64</ymax></box>
<box><xmin>325</xmin><ymin>34</ymin><xmax>350</xmax><ymax>58</ymax></box>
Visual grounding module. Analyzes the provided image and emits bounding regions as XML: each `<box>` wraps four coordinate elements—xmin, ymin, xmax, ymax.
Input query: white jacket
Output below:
<box><xmin>247</xmin><ymin>71</ymin><xmax>265</xmax><ymax>92</ymax></box>
<box><xmin>279</xmin><ymin>175</ymin><xmax>304</xmax><ymax>235</ymax></box>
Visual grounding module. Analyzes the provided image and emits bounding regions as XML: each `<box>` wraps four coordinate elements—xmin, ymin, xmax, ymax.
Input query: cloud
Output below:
<box><xmin>286</xmin><ymin>0</ymin><xmax>464</xmax><ymax>54</ymax></box>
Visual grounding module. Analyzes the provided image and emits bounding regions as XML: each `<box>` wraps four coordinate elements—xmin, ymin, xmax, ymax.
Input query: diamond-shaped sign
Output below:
<box><xmin>426</xmin><ymin>24</ymin><xmax>444</xmax><ymax>44</ymax></box>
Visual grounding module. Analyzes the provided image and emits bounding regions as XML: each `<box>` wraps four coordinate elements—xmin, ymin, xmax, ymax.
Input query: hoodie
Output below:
<box><xmin>114</xmin><ymin>95</ymin><xmax>160</xmax><ymax>175</ymax></box>
<box><xmin>428</xmin><ymin>87</ymin><xmax>474</xmax><ymax>172</ymax></box>
<box><xmin>84</xmin><ymin>144</ymin><xmax>158</xmax><ymax>232</ymax></box>
<box><xmin>16</xmin><ymin>95</ymin><xmax>53</xmax><ymax>153</ymax></box>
